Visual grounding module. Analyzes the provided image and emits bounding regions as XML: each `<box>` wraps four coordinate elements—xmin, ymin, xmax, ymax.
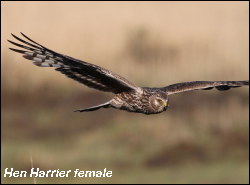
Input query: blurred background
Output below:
<box><xmin>1</xmin><ymin>1</ymin><xmax>249</xmax><ymax>184</ymax></box>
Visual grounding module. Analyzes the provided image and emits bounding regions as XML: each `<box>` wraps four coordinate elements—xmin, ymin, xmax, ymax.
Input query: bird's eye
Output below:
<box><xmin>158</xmin><ymin>98</ymin><xmax>163</xmax><ymax>102</ymax></box>
<box><xmin>156</xmin><ymin>99</ymin><xmax>163</xmax><ymax>104</ymax></box>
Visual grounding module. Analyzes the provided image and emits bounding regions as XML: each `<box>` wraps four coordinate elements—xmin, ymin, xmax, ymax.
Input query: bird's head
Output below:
<box><xmin>149</xmin><ymin>92</ymin><xmax>169</xmax><ymax>112</ymax></box>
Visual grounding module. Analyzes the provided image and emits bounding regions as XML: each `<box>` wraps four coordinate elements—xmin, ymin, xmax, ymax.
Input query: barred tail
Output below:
<box><xmin>74</xmin><ymin>101</ymin><xmax>111</xmax><ymax>112</ymax></box>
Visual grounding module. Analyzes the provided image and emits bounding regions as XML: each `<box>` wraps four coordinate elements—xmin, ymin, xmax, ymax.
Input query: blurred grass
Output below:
<box><xmin>2</xmin><ymin>1</ymin><xmax>249</xmax><ymax>184</ymax></box>
<box><xmin>1</xmin><ymin>160</ymin><xmax>249</xmax><ymax>184</ymax></box>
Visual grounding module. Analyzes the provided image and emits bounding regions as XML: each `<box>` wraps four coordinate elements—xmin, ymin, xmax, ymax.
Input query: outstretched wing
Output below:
<box><xmin>8</xmin><ymin>33</ymin><xmax>140</xmax><ymax>94</ymax></box>
<box><xmin>163</xmin><ymin>81</ymin><xmax>249</xmax><ymax>95</ymax></box>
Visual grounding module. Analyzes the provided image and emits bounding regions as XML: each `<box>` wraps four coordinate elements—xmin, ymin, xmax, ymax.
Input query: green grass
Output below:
<box><xmin>2</xmin><ymin>98</ymin><xmax>249</xmax><ymax>184</ymax></box>
<box><xmin>2</xmin><ymin>158</ymin><xmax>248</xmax><ymax>184</ymax></box>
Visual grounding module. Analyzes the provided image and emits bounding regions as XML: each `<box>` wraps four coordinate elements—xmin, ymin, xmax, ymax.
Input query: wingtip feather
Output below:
<box><xmin>9</xmin><ymin>48</ymin><xmax>26</xmax><ymax>54</ymax></box>
<box><xmin>20</xmin><ymin>32</ymin><xmax>26</xmax><ymax>38</ymax></box>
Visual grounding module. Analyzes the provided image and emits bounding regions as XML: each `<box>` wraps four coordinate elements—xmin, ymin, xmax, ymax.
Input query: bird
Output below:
<box><xmin>8</xmin><ymin>33</ymin><xmax>249</xmax><ymax>115</ymax></box>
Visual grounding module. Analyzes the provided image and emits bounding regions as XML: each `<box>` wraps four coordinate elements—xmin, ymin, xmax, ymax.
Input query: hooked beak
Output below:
<box><xmin>163</xmin><ymin>101</ymin><xmax>168</xmax><ymax>111</ymax></box>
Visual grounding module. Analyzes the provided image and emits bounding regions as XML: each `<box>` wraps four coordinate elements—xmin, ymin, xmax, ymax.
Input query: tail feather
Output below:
<box><xmin>74</xmin><ymin>101</ymin><xmax>111</xmax><ymax>112</ymax></box>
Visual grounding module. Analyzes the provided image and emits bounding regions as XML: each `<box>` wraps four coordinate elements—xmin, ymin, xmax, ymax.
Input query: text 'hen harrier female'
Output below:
<box><xmin>8</xmin><ymin>33</ymin><xmax>249</xmax><ymax>115</ymax></box>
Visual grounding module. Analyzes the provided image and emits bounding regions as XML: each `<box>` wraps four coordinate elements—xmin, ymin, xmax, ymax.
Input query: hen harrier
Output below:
<box><xmin>8</xmin><ymin>33</ymin><xmax>249</xmax><ymax>115</ymax></box>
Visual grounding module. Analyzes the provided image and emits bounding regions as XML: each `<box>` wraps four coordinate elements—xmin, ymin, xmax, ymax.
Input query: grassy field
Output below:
<box><xmin>2</xmin><ymin>2</ymin><xmax>249</xmax><ymax>184</ymax></box>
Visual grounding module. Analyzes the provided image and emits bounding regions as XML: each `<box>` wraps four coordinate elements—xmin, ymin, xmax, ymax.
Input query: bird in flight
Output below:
<box><xmin>8</xmin><ymin>33</ymin><xmax>249</xmax><ymax>115</ymax></box>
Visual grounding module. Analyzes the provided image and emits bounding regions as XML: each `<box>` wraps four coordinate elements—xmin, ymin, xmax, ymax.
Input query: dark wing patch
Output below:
<box><xmin>163</xmin><ymin>81</ymin><xmax>249</xmax><ymax>95</ymax></box>
<box><xmin>8</xmin><ymin>33</ymin><xmax>140</xmax><ymax>94</ymax></box>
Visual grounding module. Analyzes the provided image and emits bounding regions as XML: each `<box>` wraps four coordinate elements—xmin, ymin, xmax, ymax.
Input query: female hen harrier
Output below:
<box><xmin>8</xmin><ymin>33</ymin><xmax>249</xmax><ymax>115</ymax></box>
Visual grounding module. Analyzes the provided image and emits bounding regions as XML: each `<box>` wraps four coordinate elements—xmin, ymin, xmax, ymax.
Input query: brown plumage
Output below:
<box><xmin>8</xmin><ymin>33</ymin><xmax>249</xmax><ymax>114</ymax></box>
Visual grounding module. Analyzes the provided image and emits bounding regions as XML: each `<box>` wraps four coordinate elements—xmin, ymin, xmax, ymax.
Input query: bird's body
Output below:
<box><xmin>110</xmin><ymin>88</ymin><xmax>168</xmax><ymax>114</ymax></box>
<box><xmin>74</xmin><ymin>88</ymin><xmax>168</xmax><ymax>114</ymax></box>
<box><xmin>8</xmin><ymin>33</ymin><xmax>249</xmax><ymax>115</ymax></box>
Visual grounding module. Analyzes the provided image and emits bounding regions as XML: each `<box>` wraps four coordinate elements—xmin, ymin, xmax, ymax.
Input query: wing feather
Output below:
<box><xmin>8</xmin><ymin>33</ymin><xmax>140</xmax><ymax>94</ymax></box>
<box><xmin>163</xmin><ymin>81</ymin><xmax>249</xmax><ymax>95</ymax></box>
